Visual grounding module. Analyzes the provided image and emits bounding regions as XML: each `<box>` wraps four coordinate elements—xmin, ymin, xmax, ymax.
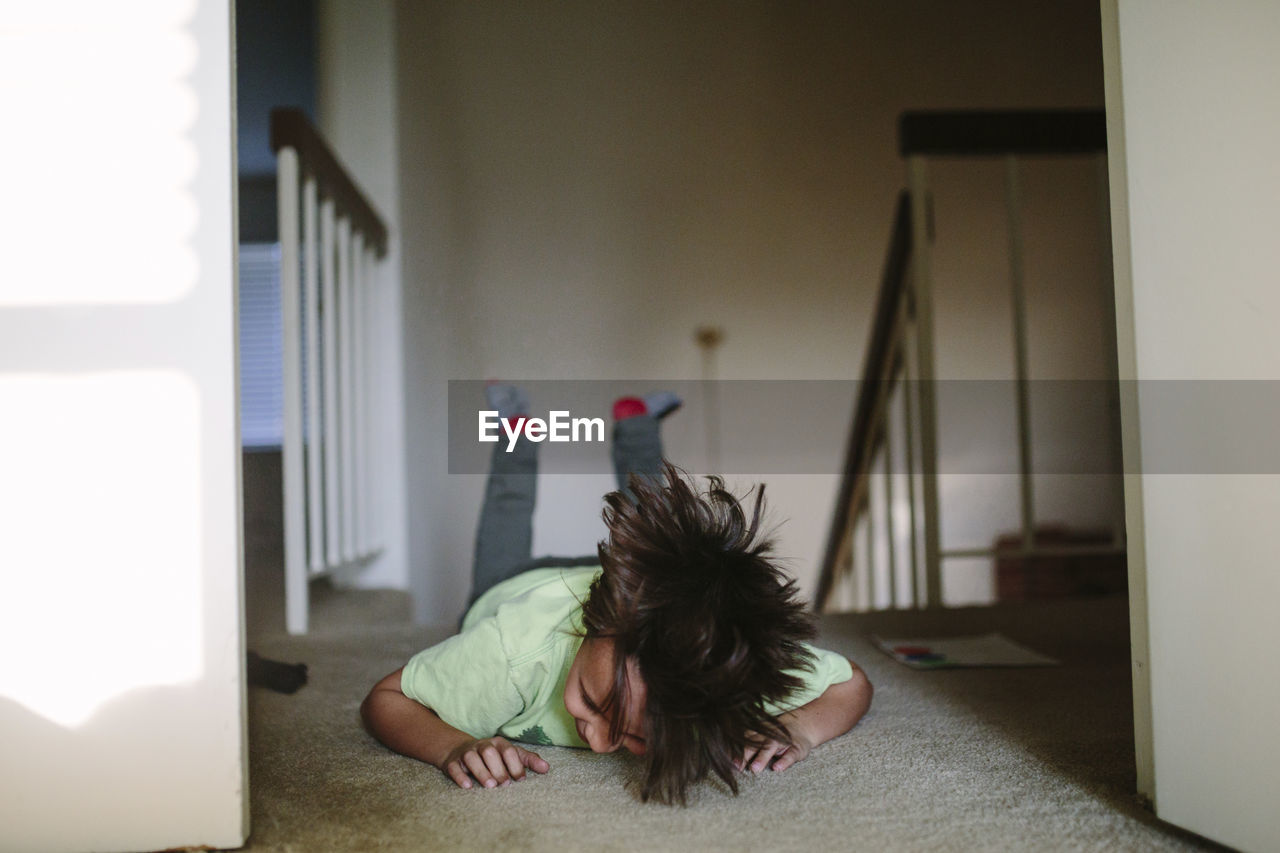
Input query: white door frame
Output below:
<box><xmin>0</xmin><ymin>2</ymin><xmax>248</xmax><ymax>850</ymax></box>
<box><xmin>1103</xmin><ymin>2</ymin><xmax>1280</xmax><ymax>849</ymax></box>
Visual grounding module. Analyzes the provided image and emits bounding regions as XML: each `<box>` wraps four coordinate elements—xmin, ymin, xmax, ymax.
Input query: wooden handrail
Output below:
<box><xmin>814</xmin><ymin>192</ymin><xmax>912</xmax><ymax>611</ymax></box>
<box><xmin>900</xmin><ymin>109</ymin><xmax>1107</xmax><ymax>157</ymax></box>
<box><xmin>269</xmin><ymin>108</ymin><xmax>388</xmax><ymax>257</ymax></box>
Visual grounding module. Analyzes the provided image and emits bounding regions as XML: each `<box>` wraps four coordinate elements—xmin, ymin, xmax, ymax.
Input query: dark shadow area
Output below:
<box><xmin>819</xmin><ymin>600</ymin><xmax>1228</xmax><ymax>851</ymax></box>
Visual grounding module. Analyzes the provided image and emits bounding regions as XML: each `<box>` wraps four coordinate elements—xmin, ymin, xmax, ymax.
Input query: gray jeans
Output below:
<box><xmin>467</xmin><ymin>414</ymin><xmax>664</xmax><ymax>610</ymax></box>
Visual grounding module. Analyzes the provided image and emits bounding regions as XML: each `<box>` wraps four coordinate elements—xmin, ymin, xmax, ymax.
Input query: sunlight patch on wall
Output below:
<box><xmin>0</xmin><ymin>371</ymin><xmax>203</xmax><ymax>728</ymax></box>
<box><xmin>0</xmin><ymin>0</ymin><xmax>199</xmax><ymax>306</ymax></box>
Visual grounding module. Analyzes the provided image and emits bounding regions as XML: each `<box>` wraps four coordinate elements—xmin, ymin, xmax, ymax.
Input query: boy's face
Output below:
<box><xmin>563</xmin><ymin>637</ymin><xmax>647</xmax><ymax>756</ymax></box>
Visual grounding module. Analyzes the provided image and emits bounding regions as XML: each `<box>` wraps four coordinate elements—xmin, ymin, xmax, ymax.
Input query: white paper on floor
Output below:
<box><xmin>872</xmin><ymin>632</ymin><xmax>1060</xmax><ymax>669</ymax></box>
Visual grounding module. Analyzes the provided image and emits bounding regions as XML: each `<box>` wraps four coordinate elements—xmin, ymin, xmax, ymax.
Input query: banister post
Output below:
<box><xmin>277</xmin><ymin>146</ymin><xmax>308</xmax><ymax>635</ymax></box>
<box><xmin>908</xmin><ymin>155</ymin><xmax>944</xmax><ymax>609</ymax></box>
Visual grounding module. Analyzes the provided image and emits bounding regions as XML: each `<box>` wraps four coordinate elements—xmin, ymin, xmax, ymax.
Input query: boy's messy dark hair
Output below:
<box><xmin>580</xmin><ymin>462</ymin><xmax>816</xmax><ymax>805</ymax></box>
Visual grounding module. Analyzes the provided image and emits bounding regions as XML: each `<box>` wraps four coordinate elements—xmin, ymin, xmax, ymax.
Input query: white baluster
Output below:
<box><xmin>277</xmin><ymin>146</ymin><xmax>307</xmax><ymax>635</ymax></box>
<box><xmin>351</xmin><ymin>233</ymin><xmax>368</xmax><ymax>559</ymax></box>
<box><xmin>303</xmin><ymin>175</ymin><xmax>324</xmax><ymax>576</ymax></box>
<box><xmin>321</xmin><ymin>198</ymin><xmax>341</xmax><ymax>568</ymax></box>
<box><xmin>337</xmin><ymin>216</ymin><xmax>356</xmax><ymax>563</ymax></box>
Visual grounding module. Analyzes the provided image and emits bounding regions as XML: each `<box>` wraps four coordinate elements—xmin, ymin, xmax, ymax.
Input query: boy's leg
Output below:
<box><xmin>470</xmin><ymin>388</ymin><xmax>682</xmax><ymax>609</ymax></box>
<box><xmin>612</xmin><ymin>415</ymin><xmax>663</xmax><ymax>494</ymax></box>
<box><xmin>611</xmin><ymin>391</ymin><xmax>681</xmax><ymax>496</ymax></box>
<box><xmin>469</xmin><ymin>386</ymin><xmax>537</xmax><ymax>606</ymax></box>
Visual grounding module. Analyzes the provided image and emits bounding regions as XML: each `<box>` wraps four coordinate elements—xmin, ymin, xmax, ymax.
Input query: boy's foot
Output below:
<box><xmin>612</xmin><ymin>391</ymin><xmax>682</xmax><ymax>421</ymax></box>
<box><xmin>485</xmin><ymin>381</ymin><xmax>529</xmax><ymax>432</ymax></box>
<box><xmin>612</xmin><ymin>396</ymin><xmax>647</xmax><ymax>421</ymax></box>
<box><xmin>642</xmin><ymin>390</ymin><xmax>682</xmax><ymax>420</ymax></box>
<box><xmin>485</xmin><ymin>382</ymin><xmax>529</xmax><ymax>418</ymax></box>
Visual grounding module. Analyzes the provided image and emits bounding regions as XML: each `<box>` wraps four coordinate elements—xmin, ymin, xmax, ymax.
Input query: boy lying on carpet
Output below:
<box><xmin>362</xmin><ymin>387</ymin><xmax>873</xmax><ymax>804</ymax></box>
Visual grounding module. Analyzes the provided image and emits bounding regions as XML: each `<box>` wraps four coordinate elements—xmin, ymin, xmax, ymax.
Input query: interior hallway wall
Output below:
<box><xmin>392</xmin><ymin>0</ymin><xmax>1106</xmax><ymax>623</ymax></box>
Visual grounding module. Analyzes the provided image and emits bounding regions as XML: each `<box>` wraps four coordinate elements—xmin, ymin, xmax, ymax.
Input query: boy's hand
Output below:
<box><xmin>737</xmin><ymin>662</ymin><xmax>874</xmax><ymax>775</ymax></box>
<box><xmin>441</xmin><ymin>736</ymin><xmax>550</xmax><ymax>790</ymax></box>
<box><xmin>737</xmin><ymin>733</ymin><xmax>813</xmax><ymax>774</ymax></box>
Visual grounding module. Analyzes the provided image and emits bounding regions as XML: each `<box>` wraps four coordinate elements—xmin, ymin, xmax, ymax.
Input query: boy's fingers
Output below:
<box><xmin>741</xmin><ymin>730</ymin><xmax>765</xmax><ymax>769</ymax></box>
<box><xmin>479</xmin><ymin>745</ymin><xmax>511</xmax><ymax>785</ymax></box>
<box><xmin>500</xmin><ymin>744</ymin><xmax>526</xmax><ymax>781</ymax></box>
<box><xmin>463</xmin><ymin>751</ymin><xmax>496</xmax><ymax>788</ymax></box>
<box><xmin>750</xmin><ymin>742</ymin><xmax>783</xmax><ymax>773</ymax></box>
<box><xmin>771</xmin><ymin>750</ymin><xmax>797</xmax><ymax>772</ymax></box>
<box><xmin>445</xmin><ymin>760</ymin><xmax>473</xmax><ymax>789</ymax></box>
<box><xmin>522</xmin><ymin>749</ymin><xmax>550</xmax><ymax>774</ymax></box>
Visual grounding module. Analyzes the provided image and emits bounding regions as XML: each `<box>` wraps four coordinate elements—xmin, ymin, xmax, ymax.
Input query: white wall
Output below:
<box><xmin>0</xmin><ymin>1</ymin><xmax>246</xmax><ymax>850</ymax></box>
<box><xmin>1104</xmin><ymin>1</ymin><xmax>1280</xmax><ymax>849</ymax></box>
<box><xmin>392</xmin><ymin>0</ymin><xmax>1106</xmax><ymax>623</ymax></box>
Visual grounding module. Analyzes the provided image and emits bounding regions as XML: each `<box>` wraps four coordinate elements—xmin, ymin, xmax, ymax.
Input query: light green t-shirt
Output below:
<box><xmin>401</xmin><ymin>566</ymin><xmax>853</xmax><ymax>748</ymax></box>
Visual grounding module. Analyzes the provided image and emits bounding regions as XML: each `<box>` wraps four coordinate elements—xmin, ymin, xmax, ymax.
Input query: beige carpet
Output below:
<box><xmin>240</xmin><ymin>587</ymin><xmax>1221</xmax><ymax>852</ymax></box>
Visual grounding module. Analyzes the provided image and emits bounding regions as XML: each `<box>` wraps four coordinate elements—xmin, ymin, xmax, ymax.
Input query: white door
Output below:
<box><xmin>0</xmin><ymin>2</ymin><xmax>248</xmax><ymax>851</ymax></box>
<box><xmin>1103</xmin><ymin>2</ymin><xmax>1280</xmax><ymax>850</ymax></box>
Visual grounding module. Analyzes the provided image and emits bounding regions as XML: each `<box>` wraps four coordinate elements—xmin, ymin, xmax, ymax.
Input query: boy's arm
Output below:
<box><xmin>740</xmin><ymin>659</ymin><xmax>873</xmax><ymax>773</ymax></box>
<box><xmin>361</xmin><ymin>668</ymin><xmax>550</xmax><ymax>788</ymax></box>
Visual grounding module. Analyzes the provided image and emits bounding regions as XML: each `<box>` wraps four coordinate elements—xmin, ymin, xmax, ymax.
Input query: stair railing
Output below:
<box><xmin>271</xmin><ymin>108</ymin><xmax>388</xmax><ymax>633</ymax></box>
<box><xmin>816</xmin><ymin>110</ymin><xmax>1122</xmax><ymax>613</ymax></box>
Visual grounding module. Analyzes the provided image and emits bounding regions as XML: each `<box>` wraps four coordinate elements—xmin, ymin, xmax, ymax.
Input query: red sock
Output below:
<box><xmin>612</xmin><ymin>396</ymin><xmax>647</xmax><ymax>421</ymax></box>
